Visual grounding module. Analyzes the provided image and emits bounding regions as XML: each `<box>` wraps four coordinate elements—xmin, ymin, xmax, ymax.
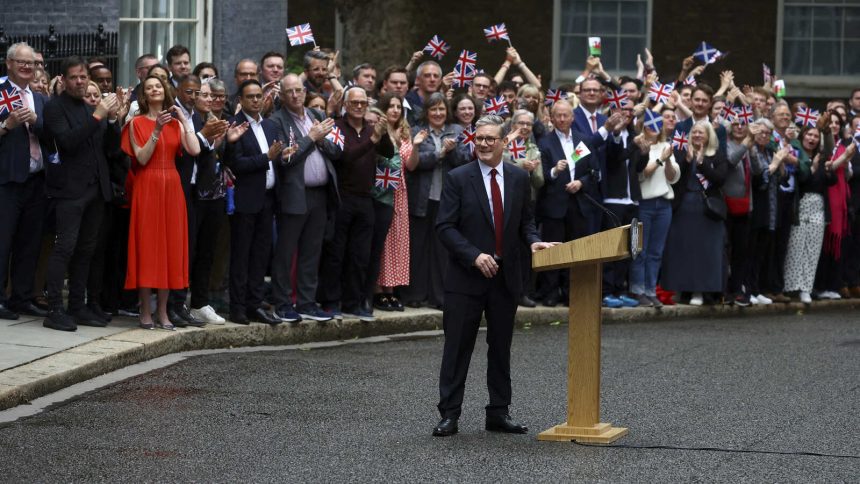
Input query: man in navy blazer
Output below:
<box><xmin>674</xmin><ymin>84</ymin><xmax>727</xmax><ymax>154</ymax></box>
<box><xmin>225</xmin><ymin>79</ymin><xmax>286</xmax><ymax>326</ymax></box>
<box><xmin>0</xmin><ymin>42</ymin><xmax>51</xmax><ymax>321</ymax></box>
<box><xmin>432</xmin><ymin>115</ymin><xmax>555</xmax><ymax>437</ymax></box>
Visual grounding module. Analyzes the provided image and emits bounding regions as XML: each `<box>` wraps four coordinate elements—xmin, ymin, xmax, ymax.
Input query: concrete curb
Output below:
<box><xmin>0</xmin><ymin>299</ymin><xmax>857</xmax><ymax>411</ymax></box>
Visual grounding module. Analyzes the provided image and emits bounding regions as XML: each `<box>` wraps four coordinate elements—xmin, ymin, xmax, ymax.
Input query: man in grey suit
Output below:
<box><xmin>268</xmin><ymin>73</ymin><xmax>340</xmax><ymax>323</ymax></box>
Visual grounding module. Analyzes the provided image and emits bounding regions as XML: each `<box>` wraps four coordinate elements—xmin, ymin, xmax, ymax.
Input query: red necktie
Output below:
<box><xmin>490</xmin><ymin>168</ymin><xmax>504</xmax><ymax>257</ymax></box>
<box><xmin>590</xmin><ymin>114</ymin><xmax>598</xmax><ymax>133</ymax></box>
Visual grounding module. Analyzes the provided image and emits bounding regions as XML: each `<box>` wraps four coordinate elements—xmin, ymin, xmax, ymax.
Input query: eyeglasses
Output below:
<box><xmin>211</xmin><ymin>94</ymin><xmax>226</xmax><ymax>100</ymax></box>
<box><xmin>283</xmin><ymin>88</ymin><xmax>306</xmax><ymax>96</ymax></box>
<box><xmin>514</xmin><ymin>121</ymin><xmax>532</xmax><ymax>126</ymax></box>
<box><xmin>475</xmin><ymin>136</ymin><xmax>500</xmax><ymax>145</ymax></box>
<box><xmin>182</xmin><ymin>89</ymin><xmax>201</xmax><ymax>97</ymax></box>
<box><xmin>347</xmin><ymin>100</ymin><xmax>368</xmax><ymax>107</ymax></box>
<box><xmin>581</xmin><ymin>88</ymin><xmax>602</xmax><ymax>93</ymax></box>
<box><xmin>11</xmin><ymin>59</ymin><xmax>35</xmax><ymax>67</ymax></box>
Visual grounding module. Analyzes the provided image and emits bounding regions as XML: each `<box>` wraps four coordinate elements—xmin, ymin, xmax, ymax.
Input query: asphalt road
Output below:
<box><xmin>1</xmin><ymin>312</ymin><xmax>858</xmax><ymax>482</ymax></box>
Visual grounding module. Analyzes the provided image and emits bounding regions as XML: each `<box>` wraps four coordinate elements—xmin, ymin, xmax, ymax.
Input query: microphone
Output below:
<box><xmin>581</xmin><ymin>191</ymin><xmax>621</xmax><ymax>228</ymax></box>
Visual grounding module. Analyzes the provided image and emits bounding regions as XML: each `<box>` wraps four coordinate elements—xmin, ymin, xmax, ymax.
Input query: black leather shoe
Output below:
<box><xmin>485</xmin><ymin>414</ymin><xmax>528</xmax><ymax>434</ymax></box>
<box><xmin>69</xmin><ymin>306</ymin><xmax>108</xmax><ymax>327</ymax></box>
<box><xmin>43</xmin><ymin>310</ymin><xmax>77</xmax><ymax>331</ymax></box>
<box><xmin>0</xmin><ymin>303</ymin><xmax>20</xmax><ymax>320</ymax></box>
<box><xmin>543</xmin><ymin>296</ymin><xmax>559</xmax><ymax>307</ymax></box>
<box><xmin>432</xmin><ymin>417</ymin><xmax>459</xmax><ymax>437</ymax></box>
<box><xmin>229</xmin><ymin>311</ymin><xmax>249</xmax><ymax>325</ymax></box>
<box><xmin>248</xmin><ymin>307</ymin><xmax>281</xmax><ymax>325</ymax></box>
<box><xmin>373</xmin><ymin>294</ymin><xmax>393</xmax><ymax>311</ymax></box>
<box><xmin>167</xmin><ymin>307</ymin><xmax>189</xmax><ymax>328</ymax></box>
<box><xmin>86</xmin><ymin>302</ymin><xmax>112</xmax><ymax>322</ymax></box>
<box><xmin>11</xmin><ymin>302</ymin><xmax>48</xmax><ymax>318</ymax></box>
<box><xmin>519</xmin><ymin>295</ymin><xmax>537</xmax><ymax>308</ymax></box>
<box><xmin>174</xmin><ymin>304</ymin><xmax>206</xmax><ymax>327</ymax></box>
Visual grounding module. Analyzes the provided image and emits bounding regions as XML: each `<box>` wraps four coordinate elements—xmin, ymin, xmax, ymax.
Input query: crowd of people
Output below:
<box><xmin>1</xmin><ymin>37</ymin><xmax>859</xmax><ymax>332</ymax></box>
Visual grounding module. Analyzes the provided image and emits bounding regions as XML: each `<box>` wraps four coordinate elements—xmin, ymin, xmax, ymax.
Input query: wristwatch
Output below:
<box><xmin>656</xmin><ymin>158</ymin><xmax>665</xmax><ymax>166</ymax></box>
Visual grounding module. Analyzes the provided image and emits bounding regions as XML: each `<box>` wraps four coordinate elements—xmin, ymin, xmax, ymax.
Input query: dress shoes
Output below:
<box><xmin>0</xmin><ymin>303</ymin><xmax>20</xmax><ymax>320</ymax></box>
<box><xmin>69</xmin><ymin>306</ymin><xmax>108</xmax><ymax>327</ymax></box>
<box><xmin>11</xmin><ymin>302</ymin><xmax>48</xmax><ymax>318</ymax></box>
<box><xmin>173</xmin><ymin>304</ymin><xmax>206</xmax><ymax>327</ymax></box>
<box><xmin>432</xmin><ymin>417</ymin><xmax>459</xmax><ymax>437</ymax></box>
<box><xmin>248</xmin><ymin>307</ymin><xmax>281</xmax><ymax>325</ymax></box>
<box><xmin>519</xmin><ymin>295</ymin><xmax>537</xmax><ymax>308</ymax></box>
<box><xmin>542</xmin><ymin>295</ymin><xmax>559</xmax><ymax>307</ymax></box>
<box><xmin>167</xmin><ymin>307</ymin><xmax>189</xmax><ymax>327</ymax></box>
<box><xmin>485</xmin><ymin>414</ymin><xmax>528</xmax><ymax>434</ymax></box>
<box><xmin>86</xmin><ymin>302</ymin><xmax>112</xmax><ymax>322</ymax></box>
<box><xmin>229</xmin><ymin>311</ymin><xmax>249</xmax><ymax>325</ymax></box>
<box><xmin>43</xmin><ymin>310</ymin><xmax>77</xmax><ymax>332</ymax></box>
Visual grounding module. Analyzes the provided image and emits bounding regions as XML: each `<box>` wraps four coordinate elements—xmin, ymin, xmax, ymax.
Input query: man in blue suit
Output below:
<box><xmin>432</xmin><ymin>114</ymin><xmax>556</xmax><ymax>437</ymax></box>
<box><xmin>674</xmin><ymin>84</ymin><xmax>727</xmax><ymax>154</ymax></box>
<box><xmin>0</xmin><ymin>42</ymin><xmax>50</xmax><ymax>320</ymax></box>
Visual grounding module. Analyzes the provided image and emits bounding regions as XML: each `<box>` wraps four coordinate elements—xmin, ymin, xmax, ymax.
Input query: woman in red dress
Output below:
<box><xmin>121</xmin><ymin>75</ymin><xmax>200</xmax><ymax>330</ymax></box>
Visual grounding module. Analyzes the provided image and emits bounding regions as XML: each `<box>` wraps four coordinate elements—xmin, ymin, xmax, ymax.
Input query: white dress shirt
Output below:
<box><xmin>550</xmin><ymin>128</ymin><xmax>574</xmax><ymax>180</ymax></box>
<box><xmin>244</xmin><ymin>111</ymin><xmax>275</xmax><ymax>190</ymax></box>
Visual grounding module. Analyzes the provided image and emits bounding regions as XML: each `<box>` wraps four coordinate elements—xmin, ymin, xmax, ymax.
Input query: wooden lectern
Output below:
<box><xmin>531</xmin><ymin>222</ymin><xmax>642</xmax><ymax>444</ymax></box>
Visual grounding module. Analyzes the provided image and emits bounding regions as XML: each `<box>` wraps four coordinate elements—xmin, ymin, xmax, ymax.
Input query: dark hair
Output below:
<box><xmin>352</xmin><ymin>63</ymin><xmax>375</xmax><ymax>80</ymax></box>
<box><xmin>497</xmin><ymin>80</ymin><xmax>517</xmax><ymax>94</ymax></box>
<box><xmin>237</xmin><ymin>79</ymin><xmax>263</xmax><ymax>97</ymax></box>
<box><xmin>260</xmin><ymin>51</ymin><xmax>285</xmax><ymax>66</ymax></box>
<box><xmin>89</xmin><ymin>64</ymin><xmax>112</xmax><ymax>76</ymax></box>
<box><xmin>618</xmin><ymin>76</ymin><xmax>643</xmax><ymax>91</ymax></box>
<box><xmin>419</xmin><ymin>92</ymin><xmax>448</xmax><ymax>126</ymax></box>
<box><xmin>692</xmin><ymin>84</ymin><xmax>715</xmax><ymax>99</ymax></box>
<box><xmin>138</xmin><ymin>75</ymin><xmax>175</xmax><ymax>115</ymax></box>
<box><xmin>192</xmin><ymin>61</ymin><xmax>219</xmax><ymax>78</ymax></box>
<box><xmin>377</xmin><ymin>92</ymin><xmax>404</xmax><ymax>125</ymax></box>
<box><xmin>165</xmin><ymin>44</ymin><xmax>190</xmax><ymax>65</ymax></box>
<box><xmin>179</xmin><ymin>74</ymin><xmax>201</xmax><ymax>86</ymax></box>
<box><xmin>303</xmin><ymin>50</ymin><xmax>329</xmax><ymax>70</ymax></box>
<box><xmin>450</xmin><ymin>92</ymin><xmax>481</xmax><ymax>125</ymax></box>
<box><xmin>59</xmin><ymin>56</ymin><xmax>87</xmax><ymax>78</ymax></box>
<box><xmin>304</xmin><ymin>91</ymin><xmax>326</xmax><ymax>108</ymax></box>
<box><xmin>87</xmin><ymin>56</ymin><xmax>107</xmax><ymax>67</ymax></box>
<box><xmin>382</xmin><ymin>65</ymin><xmax>408</xmax><ymax>83</ymax></box>
<box><xmin>147</xmin><ymin>64</ymin><xmax>170</xmax><ymax>77</ymax></box>
<box><xmin>135</xmin><ymin>54</ymin><xmax>158</xmax><ymax>69</ymax></box>
<box><xmin>799</xmin><ymin>126</ymin><xmax>823</xmax><ymax>158</ymax></box>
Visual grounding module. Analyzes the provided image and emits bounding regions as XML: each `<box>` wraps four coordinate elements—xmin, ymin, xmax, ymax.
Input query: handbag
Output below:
<box><xmin>696</xmin><ymin>172</ymin><xmax>727</xmax><ymax>221</ymax></box>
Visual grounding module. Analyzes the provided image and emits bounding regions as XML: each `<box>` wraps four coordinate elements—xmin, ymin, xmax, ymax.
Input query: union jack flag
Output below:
<box><xmin>720</xmin><ymin>101</ymin><xmax>735</xmax><ymax>123</ymax></box>
<box><xmin>692</xmin><ymin>41</ymin><xmax>723</xmax><ymax>65</ymax></box>
<box><xmin>643</xmin><ymin>109</ymin><xmax>663</xmax><ymax>133</ymax></box>
<box><xmin>455</xmin><ymin>49</ymin><xmax>477</xmax><ymax>67</ymax></box>
<box><xmin>483</xmin><ymin>96</ymin><xmax>509</xmax><ymax>116</ymax></box>
<box><xmin>286</xmin><ymin>23</ymin><xmax>315</xmax><ymax>47</ymax></box>
<box><xmin>452</xmin><ymin>50</ymin><xmax>478</xmax><ymax>88</ymax></box>
<box><xmin>647</xmin><ymin>81</ymin><xmax>674</xmax><ymax>105</ymax></box>
<box><xmin>0</xmin><ymin>87</ymin><xmax>24</xmax><ymax>117</ymax></box>
<box><xmin>545</xmin><ymin>89</ymin><xmax>567</xmax><ymax>106</ymax></box>
<box><xmin>794</xmin><ymin>106</ymin><xmax>819</xmax><ymax>128</ymax></box>
<box><xmin>458</xmin><ymin>124</ymin><xmax>476</xmax><ymax>152</ymax></box>
<box><xmin>603</xmin><ymin>89</ymin><xmax>628</xmax><ymax>110</ymax></box>
<box><xmin>671</xmin><ymin>130</ymin><xmax>689</xmax><ymax>151</ymax></box>
<box><xmin>326</xmin><ymin>126</ymin><xmax>345</xmax><ymax>150</ymax></box>
<box><xmin>375</xmin><ymin>166</ymin><xmax>401</xmax><ymax>190</ymax></box>
<box><xmin>684</xmin><ymin>75</ymin><xmax>697</xmax><ymax>87</ymax></box>
<box><xmin>733</xmin><ymin>104</ymin><xmax>755</xmax><ymax>126</ymax></box>
<box><xmin>508</xmin><ymin>139</ymin><xmax>527</xmax><ymax>160</ymax></box>
<box><xmin>483</xmin><ymin>23</ymin><xmax>509</xmax><ymax>43</ymax></box>
<box><xmin>424</xmin><ymin>35</ymin><xmax>450</xmax><ymax>60</ymax></box>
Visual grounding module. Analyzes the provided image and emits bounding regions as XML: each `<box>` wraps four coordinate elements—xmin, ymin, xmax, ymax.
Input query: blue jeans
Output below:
<box><xmin>629</xmin><ymin>197</ymin><xmax>673</xmax><ymax>297</ymax></box>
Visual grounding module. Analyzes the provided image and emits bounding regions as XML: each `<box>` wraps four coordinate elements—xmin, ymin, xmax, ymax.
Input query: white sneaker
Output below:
<box><xmin>750</xmin><ymin>295</ymin><xmax>760</xmax><ymax>305</ymax></box>
<box><xmin>689</xmin><ymin>293</ymin><xmax>703</xmax><ymax>306</ymax></box>
<box><xmin>190</xmin><ymin>305</ymin><xmax>226</xmax><ymax>324</ymax></box>
<box><xmin>756</xmin><ymin>294</ymin><xmax>773</xmax><ymax>305</ymax></box>
<box><xmin>799</xmin><ymin>291</ymin><xmax>812</xmax><ymax>304</ymax></box>
<box><xmin>817</xmin><ymin>291</ymin><xmax>841</xmax><ymax>300</ymax></box>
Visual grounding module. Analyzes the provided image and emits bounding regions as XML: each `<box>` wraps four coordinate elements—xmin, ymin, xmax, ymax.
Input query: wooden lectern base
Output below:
<box><xmin>537</xmin><ymin>422</ymin><xmax>628</xmax><ymax>444</ymax></box>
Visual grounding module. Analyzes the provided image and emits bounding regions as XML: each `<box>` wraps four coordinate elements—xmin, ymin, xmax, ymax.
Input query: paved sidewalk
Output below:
<box><xmin>0</xmin><ymin>299</ymin><xmax>857</xmax><ymax>411</ymax></box>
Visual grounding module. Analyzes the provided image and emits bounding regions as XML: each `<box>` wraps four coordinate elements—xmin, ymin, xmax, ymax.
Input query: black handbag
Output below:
<box><xmin>697</xmin><ymin>175</ymin><xmax>726</xmax><ymax>221</ymax></box>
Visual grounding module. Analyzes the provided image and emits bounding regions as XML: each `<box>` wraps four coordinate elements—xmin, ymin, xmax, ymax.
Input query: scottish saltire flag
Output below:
<box><xmin>326</xmin><ymin>126</ymin><xmax>345</xmax><ymax>150</ymax></box>
<box><xmin>733</xmin><ymin>104</ymin><xmax>755</xmax><ymax>126</ymax></box>
<box><xmin>603</xmin><ymin>89</ymin><xmax>628</xmax><ymax>110</ymax></box>
<box><xmin>671</xmin><ymin>130</ymin><xmax>689</xmax><ymax>151</ymax></box>
<box><xmin>0</xmin><ymin>87</ymin><xmax>24</xmax><ymax>117</ymax></box>
<box><xmin>483</xmin><ymin>23</ymin><xmax>509</xmax><ymax>43</ymax></box>
<box><xmin>647</xmin><ymin>81</ymin><xmax>674</xmax><ymax>105</ymax></box>
<box><xmin>545</xmin><ymin>89</ymin><xmax>567</xmax><ymax>106</ymax></box>
<box><xmin>375</xmin><ymin>167</ymin><xmax>401</xmax><ymax>190</ymax></box>
<box><xmin>483</xmin><ymin>96</ymin><xmax>509</xmax><ymax>116</ymax></box>
<box><xmin>643</xmin><ymin>109</ymin><xmax>663</xmax><ymax>133</ymax></box>
<box><xmin>286</xmin><ymin>23</ymin><xmax>315</xmax><ymax>46</ymax></box>
<box><xmin>692</xmin><ymin>41</ymin><xmax>722</xmax><ymax>64</ymax></box>
<box><xmin>508</xmin><ymin>139</ymin><xmax>527</xmax><ymax>160</ymax></box>
<box><xmin>794</xmin><ymin>106</ymin><xmax>819</xmax><ymax>128</ymax></box>
<box><xmin>458</xmin><ymin>124</ymin><xmax>476</xmax><ymax>152</ymax></box>
<box><xmin>424</xmin><ymin>35</ymin><xmax>450</xmax><ymax>60</ymax></box>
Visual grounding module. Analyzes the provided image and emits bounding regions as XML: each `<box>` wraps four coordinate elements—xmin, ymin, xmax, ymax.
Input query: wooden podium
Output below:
<box><xmin>531</xmin><ymin>223</ymin><xmax>642</xmax><ymax>444</ymax></box>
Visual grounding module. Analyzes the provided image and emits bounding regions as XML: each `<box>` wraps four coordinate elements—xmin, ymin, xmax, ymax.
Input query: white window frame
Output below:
<box><xmin>775</xmin><ymin>0</ymin><xmax>859</xmax><ymax>98</ymax></box>
<box><xmin>119</xmin><ymin>0</ymin><xmax>213</xmax><ymax>85</ymax></box>
<box><xmin>552</xmin><ymin>0</ymin><xmax>653</xmax><ymax>84</ymax></box>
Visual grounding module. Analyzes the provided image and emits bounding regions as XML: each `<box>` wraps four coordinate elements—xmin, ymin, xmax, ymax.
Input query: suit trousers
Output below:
<box><xmin>366</xmin><ymin>199</ymin><xmax>395</xmax><ymax>299</ymax></box>
<box><xmin>46</xmin><ymin>182</ymin><xmax>105</xmax><ymax>311</ymax></box>
<box><xmin>0</xmin><ymin>173</ymin><xmax>47</xmax><ymax>307</ymax></box>
<box><xmin>88</xmin><ymin>203</ymin><xmax>135</xmax><ymax>310</ymax></box>
<box><xmin>170</xmin><ymin>183</ymin><xmax>197</xmax><ymax>307</ymax></box>
<box><xmin>537</xmin><ymin>198</ymin><xmax>590</xmax><ymax>301</ymax></box>
<box><xmin>438</xmin><ymin>265</ymin><xmax>518</xmax><ymax>419</ymax></box>
<box><xmin>317</xmin><ymin>193</ymin><xmax>374</xmax><ymax>311</ymax></box>
<box><xmin>270</xmin><ymin>187</ymin><xmax>328</xmax><ymax>310</ymax></box>
<box><xmin>229</xmin><ymin>190</ymin><xmax>274</xmax><ymax>314</ymax></box>
<box><xmin>602</xmin><ymin>202</ymin><xmax>638</xmax><ymax>296</ymax></box>
<box><xmin>401</xmin><ymin>200</ymin><xmax>446</xmax><ymax>307</ymax></box>
<box><xmin>190</xmin><ymin>197</ymin><xmax>226</xmax><ymax>309</ymax></box>
<box><xmin>725</xmin><ymin>213</ymin><xmax>751</xmax><ymax>296</ymax></box>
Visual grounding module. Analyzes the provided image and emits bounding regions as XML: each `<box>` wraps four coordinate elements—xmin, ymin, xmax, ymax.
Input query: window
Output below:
<box><xmin>780</xmin><ymin>0</ymin><xmax>860</xmax><ymax>76</ymax></box>
<box><xmin>119</xmin><ymin>0</ymin><xmax>212</xmax><ymax>86</ymax></box>
<box><xmin>554</xmin><ymin>0</ymin><xmax>651</xmax><ymax>80</ymax></box>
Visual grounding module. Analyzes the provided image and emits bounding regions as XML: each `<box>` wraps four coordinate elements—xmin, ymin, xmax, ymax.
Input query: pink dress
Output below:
<box><xmin>378</xmin><ymin>140</ymin><xmax>412</xmax><ymax>287</ymax></box>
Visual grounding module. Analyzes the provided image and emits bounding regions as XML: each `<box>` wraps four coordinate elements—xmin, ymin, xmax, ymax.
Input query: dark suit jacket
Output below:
<box><xmin>407</xmin><ymin>123</ymin><xmax>472</xmax><ymax>218</ymax></box>
<box><xmin>43</xmin><ymin>91</ymin><xmax>118</xmax><ymax>200</ymax></box>
<box><xmin>670</xmin><ymin>149</ymin><xmax>729</xmax><ymax>211</ymax></box>
<box><xmin>572</xmin><ymin>106</ymin><xmax>607</xmax><ymax>139</ymax></box>
<box><xmin>536</xmin><ymin>129</ymin><xmax>602</xmax><ymax>224</ymax></box>
<box><xmin>225</xmin><ymin>113</ymin><xmax>280</xmax><ymax>214</ymax></box>
<box><xmin>269</xmin><ymin>107</ymin><xmax>340</xmax><ymax>215</ymax></box>
<box><xmin>0</xmin><ymin>81</ymin><xmax>50</xmax><ymax>185</ymax></box>
<box><xmin>174</xmin><ymin>105</ymin><xmax>213</xmax><ymax>195</ymax></box>
<box><xmin>436</xmin><ymin>160</ymin><xmax>541</xmax><ymax>298</ymax></box>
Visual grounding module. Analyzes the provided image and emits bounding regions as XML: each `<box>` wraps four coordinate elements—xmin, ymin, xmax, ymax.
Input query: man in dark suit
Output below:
<box><xmin>268</xmin><ymin>73</ymin><xmax>339</xmax><ymax>323</ymax></box>
<box><xmin>224</xmin><ymin>79</ymin><xmax>284</xmax><ymax>326</ymax></box>
<box><xmin>0</xmin><ymin>42</ymin><xmax>51</xmax><ymax>320</ymax></box>
<box><xmin>43</xmin><ymin>56</ymin><xmax>121</xmax><ymax>331</ymax></box>
<box><xmin>674</xmin><ymin>84</ymin><xmax>727</xmax><ymax>153</ymax></box>
<box><xmin>432</xmin><ymin>114</ymin><xmax>555</xmax><ymax>437</ymax></box>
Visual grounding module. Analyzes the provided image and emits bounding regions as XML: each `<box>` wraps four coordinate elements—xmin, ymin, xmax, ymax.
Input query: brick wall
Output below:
<box><xmin>0</xmin><ymin>0</ymin><xmax>119</xmax><ymax>34</ymax></box>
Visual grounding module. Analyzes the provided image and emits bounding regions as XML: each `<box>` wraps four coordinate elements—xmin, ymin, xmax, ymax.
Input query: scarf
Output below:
<box><xmin>825</xmin><ymin>143</ymin><xmax>850</xmax><ymax>258</ymax></box>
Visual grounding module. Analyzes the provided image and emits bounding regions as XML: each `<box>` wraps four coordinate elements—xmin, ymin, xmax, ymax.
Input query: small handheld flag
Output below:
<box><xmin>458</xmin><ymin>124</ymin><xmax>476</xmax><ymax>153</ymax></box>
<box><xmin>571</xmin><ymin>141</ymin><xmax>591</xmax><ymax>163</ymax></box>
<box><xmin>773</xmin><ymin>80</ymin><xmax>786</xmax><ymax>98</ymax></box>
<box><xmin>326</xmin><ymin>125</ymin><xmax>345</xmax><ymax>150</ymax></box>
<box><xmin>684</xmin><ymin>75</ymin><xmax>697</xmax><ymax>87</ymax></box>
<box><xmin>424</xmin><ymin>35</ymin><xmax>450</xmax><ymax>60</ymax></box>
<box><xmin>375</xmin><ymin>166</ymin><xmax>401</xmax><ymax>190</ymax></box>
<box><xmin>720</xmin><ymin>101</ymin><xmax>735</xmax><ymax>123</ymax></box>
<box><xmin>286</xmin><ymin>23</ymin><xmax>316</xmax><ymax>47</ymax></box>
<box><xmin>483</xmin><ymin>96</ymin><xmax>509</xmax><ymax>116</ymax></box>
<box><xmin>483</xmin><ymin>23</ymin><xmax>510</xmax><ymax>45</ymax></box>
<box><xmin>692</xmin><ymin>41</ymin><xmax>723</xmax><ymax>65</ymax></box>
<box><xmin>508</xmin><ymin>139</ymin><xmax>527</xmax><ymax>160</ymax></box>
<box><xmin>647</xmin><ymin>81</ymin><xmax>674</xmax><ymax>105</ymax></box>
<box><xmin>643</xmin><ymin>109</ymin><xmax>663</xmax><ymax>133</ymax></box>
<box><xmin>545</xmin><ymin>89</ymin><xmax>567</xmax><ymax>106</ymax></box>
<box><xmin>733</xmin><ymin>104</ymin><xmax>755</xmax><ymax>126</ymax></box>
<box><xmin>0</xmin><ymin>87</ymin><xmax>24</xmax><ymax>117</ymax></box>
<box><xmin>452</xmin><ymin>50</ymin><xmax>477</xmax><ymax>88</ymax></box>
<box><xmin>762</xmin><ymin>63</ymin><xmax>773</xmax><ymax>85</ymax></box>
<box><xmin>588</xmin><ymin>37</ymin><xmax>602</xmax><ymax>57</ymax></box>
<box><xmin>794</xmin><ymin>106</ymin><xmax>818</xmax><ymax>128</ymax></box>
<box><xmin>603</xmin><ymin>89</ymin><xmax>628</xmax><ymax>110</ymax></box>
<box><xmin>671</xmin><ymin>130</ymin><xmax>689</xmax><ymax>151</ymax></box>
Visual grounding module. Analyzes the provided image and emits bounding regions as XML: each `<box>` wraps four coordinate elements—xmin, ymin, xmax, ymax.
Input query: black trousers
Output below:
<box><xmin>725</xmin><ymin>214</ymin><xmax>751</xmax><ymax>296</ymax></box>
<box><xmin>438</xmin><ymin>265</ymin><xmax>518</xmax><ymax>419</ymax></box>
<box><xmin>270</xmin><ymin>187</ymin><xmax>328</xmax><ymax>310</ymax></box>
<box><xmin>317</xmin><ymin>193</ymin><xmax>374</xmax><ymax>311</ymax></box>
<box><xmin>169</xmin><ymin>183</ymin><xmax>196</xmax><ymax>308</ymax></box>
<box><xmin>537</xmin><ymin>199</ymin><xmax>590</xmax><ymax>301</ymax></box>
<box><xmin>189</xmin><ymin>197</ymin><xmax>226</xmax><ymax>309</ymax></box>
<box><xmin>229</xmin><ymin>191</ymin><xmax>274</xmax><ymax>314</ymax></box>
<box><xmin>46</xmin><ymin>182</ymin><xmax>105</xmax><ymax>311</ymax></box>
<box><xmin>0</xmin><ymin>173</ymin><xmax>47</xmax><ymax>308</ymax></box>
<box><xmin>401</xmin><ymin>200</ymin><xmax>447</xmax><ymax>307</ymax></box>
<box><xmin>747</xmin><ymin>227</ymin><xmax>772</xmax><ymax>296</ymax></box>
<box><xmin>366</xmin><ymin>199</ymin><xmax>394</xmax><ymax>299</ymax></box>
<box><xmin>841</xmin><ymin>214</ymin><xmax>860</xmax><ymax>287</ymax></box>
<box><xmin>773</xmin><ymin>191</ymin><xmax>794</xmax><ymax>293</ymax></box>
<box><xmin>602</xmin><ymin>202</ymin><xmax>638</xmax><ymax>296</ymax></box>
<box><xmin>89</xmin><ymin>203</ymin><xmax>135</xmax><ymax>311</ymax></box>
